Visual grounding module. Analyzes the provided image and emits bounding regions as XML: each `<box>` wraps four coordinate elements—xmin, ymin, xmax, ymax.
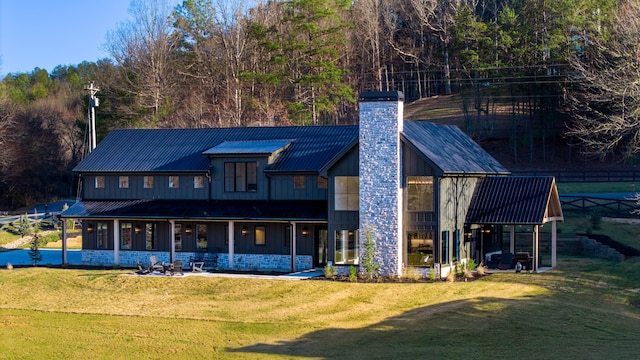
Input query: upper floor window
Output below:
<box><xmin>294</xmin><ymin>175</ymin><xmax>305</xmax><ymax>189</ymax></box>
<box><xmin>224</xmin><ymin>162</ymin><xmax>257</xmax><ymax>192</ymax></box>
<box><xmin>335</xmin><ymin>176</ymin><xmax>359</xmax><ymax>211</ymax></box>
<box><xmin>144</xmin><ymin>176</ymin><xmax>154</xmax><ymax>189</ymax></box>
<box><xmin>194</xmin><ymin>175</ymin><xmax>205</xmax><ymax>189</ymax></box>
<box><xmin>317</xmin><ymin>176</ymin><xmax>328</xmax><ymax>189</ymax></box>
<box><xmin>406</xmin><ymin>176</ymin><xmax>434</xmax><ymax>211</ymax></box>
<box><xmin>119</xmin><ymin>176</ymin><xmax>129</xmax><ymax>189</ymax></box>
<box><xmin>169</xmin><ymin>176</ymin><xmax>180</xmax><ymax>189</ymax></box>
<box><xmin>95</xmin><ymin>176</ymin><xmax>105</xmax><ymax>189</ymax></box>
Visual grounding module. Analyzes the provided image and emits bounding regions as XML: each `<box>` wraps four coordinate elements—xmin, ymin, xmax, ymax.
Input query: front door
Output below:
<box><xmin>314</xmin><ymin>227</ymin><xmax>328</xmax><ymax>267</ymax></box>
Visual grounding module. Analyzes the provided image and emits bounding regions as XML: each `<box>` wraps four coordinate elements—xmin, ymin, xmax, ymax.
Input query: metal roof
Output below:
<box><xmin>203</xmin><ymin>140</ymin><xmax>292</xmax><ymax>155</ymax></box>
<box><xmin>73</xmin><ymin>126</ymin><xmax>358</xmax><ymax>173</ymax></box>
<box><xmin>402</xmin><ymin>121</ymin><xmax>510</xmax><ymax>176</ymax></box>
<box><xmin>465</xmin><ymin>176</ymin><xmax>564</xmax><ymax>225</ymax></box>
<box><xmin>61</xmin><ymin>199</ymin><xmax>328</xmax><ymax>221</ymax></box>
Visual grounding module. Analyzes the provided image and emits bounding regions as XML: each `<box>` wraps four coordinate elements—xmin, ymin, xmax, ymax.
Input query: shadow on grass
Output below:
<box><xmin>230</xmin><ymin>259</ymin><xmax>640</xmax><ymax>359</ymax></box>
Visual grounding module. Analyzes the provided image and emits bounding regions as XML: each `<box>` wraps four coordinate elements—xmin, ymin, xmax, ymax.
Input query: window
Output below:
<box><xmin>317</xmin><ymin>176</ymin><xmax>328</xmax><ymax>189</ymax></box>
<box><xmin>255</xmin><ymin>226</ymin><xmax>266</xmax><ymax>245</ymax></box>
<box><xmin>119</xmin><ymin>176</ymin><xmax>129</xmax><ymax>189</ymax></box>
<box><xmin>145</xmin><ymin>223</ymin><xmax>156</xmax><ymax>250</ymax></box>
<box><xmin>224</xmin><ymin>162</ymin><xmax>257</xmax><ymax>192</ymax></box>
<box><xmin>406</xmin><ymin>230</ymin><xmax>433</xmax><ymax>266</ymax></box>
<box><xmin>335</xmin><ymin>229</ymin><xmax>359</xmax><ymax>265</ymax></box>
<box><xmin>441</xmin><ymin>231</ymin><xmax>450</xmax><ymax>264</ymax></box>
<box><xmin>294</xmin><ymin>175</ymin><xmax>305</xmax><ymax>189</ymax></box>
<box><xmin>194</xmin><ymin>175</ymin><xmax>205</xmax><ymax>189</ymax></box>
<box><xmin>95</xmin><ymin>176</ymin><xmax>105</xmax><ymax>189</ymax></box>
<box><xmin>197</xmin><ymin>224</ymin><xmax>208</xmax><ymax>250</ymax></box>
<box><xmin>406</xmin><ymin>176</ymin><xmax>433</xmax><ymax>211</ymax></box>
<box><xmin>335</xmin><ymin>176</ymin><xmax>359</xmax><ymax>211</ymax></box>
<box><xmin>97</xmin><ymin>222</ymin><xmax>108</xmax><ymax>249</ymax></box>
<box><xmin>169</xmin><ymin>176</ymin><xmax>179</xmax><ymax>188</ymax></box>
<box><xmin>120</xmin><ymin>222</ymin><xmax>132</xmax><ymax>250</ymax></box>
<box><xmin>144</xmin><ymin>176</ymin><xmax>154</xmax><ymax>189</ymax></box>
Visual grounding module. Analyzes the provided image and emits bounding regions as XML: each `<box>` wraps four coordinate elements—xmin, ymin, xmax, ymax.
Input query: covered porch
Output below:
<box><xmin>59</xmin><ymin>199</ymin><xmax>328</xmax><ymax>272</ymax></box>
<box><xmin>465</xmin><ymin>176</ymin><xmax>564</xmax><ymax>272</ymax></box>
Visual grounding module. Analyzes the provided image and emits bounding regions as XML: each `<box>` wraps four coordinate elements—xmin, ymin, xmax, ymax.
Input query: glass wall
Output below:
<box><xmin>335</xmin><ymin>229</ymin><xmax>359</xmax><ymax>265</ymax></box>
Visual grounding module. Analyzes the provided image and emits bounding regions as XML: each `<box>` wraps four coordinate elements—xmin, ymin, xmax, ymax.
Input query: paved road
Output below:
<box><xmin>0</xmin><ymin>249</ymin><xmax>82</xmax><ymax>267</ymax></box>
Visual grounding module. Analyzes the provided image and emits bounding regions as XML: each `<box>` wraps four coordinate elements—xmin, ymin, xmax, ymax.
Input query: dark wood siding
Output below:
<box><xmin>83</xmin><ymin>174</ymin><xmax>209</xmax><ymax>200</ymax></box>
<box><xmin>210</xmin><ymin>157</ymin><xmax>269</xmax><ymax>200</ymax></box>
<box><xmin>269</xmin><ymin>175</ymin><xmax>328</xmax><ymax>200</ymax></box>
<box><xmin>327</xmin><ymin>146</ymin><xmax>359</xmax><ymax>263</ymax></box>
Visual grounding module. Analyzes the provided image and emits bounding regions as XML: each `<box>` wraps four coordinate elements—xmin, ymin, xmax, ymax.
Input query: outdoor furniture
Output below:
<box><xmin>169</xmin><ymin>260</ymin><xmax>183</xmax><ymax>276</ymax></box>
<box><xmin>497</xmin><ymin>252</ymin><xmax>515</xmax><ymax>270</ymax></box>
<box><xmin>149</xmin><ymin>255</ymin><xmax>164</xmax><ymax>272</ymax></box>
<box><xmin>189</xmin><ymin>251</ymin><xmax>218</xmax><ymax>272</ymax></box>
<box><xmin>515</xmin><ymin>252</ymin><xmax>533</xmax><ymax>271</ymax></box>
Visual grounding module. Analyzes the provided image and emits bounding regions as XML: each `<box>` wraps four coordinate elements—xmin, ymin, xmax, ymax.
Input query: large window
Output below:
<box><xmin>406</xmin><ymin>230</ymin><xmax>433</xmax><ymax>266</ymax></box>
<box><xmin>95</xmin><ymin>176</ymin><xmax>105</xmax><ymax>189</ymax></box>
<box><xmin>225</xmin><ymin>162</ymin><xmax>257</xmax><ymax>192</ymax></box>
<box><xmin>335</xmin><ymin>229</ymin><xmax>359</xmax><ymax>265</ymax></box>
<box><xmin>174</xmin><ymin>223</ymin><xmax>182</xmax><ymax>251</ymax></box>
<box><xmin>197</xmin><ymin>224</ymin><xmax>208</xmax><ymax>250</ymax></box>
<box><xmin>406</xmin><ymin>176</ymin><xmax>434</xmax><ymax>211</ymax></box>
<box><xmin>335</xmin><ymin>176</ymin><xmax>359</xmax><ymax>211</ymax></box>
<box><xmin>120</xmin><ymin>222</ymin><xmax>132</xmax><ymax>250</ymax></box>
<box><xmin>97</xmin><ymin>222</ymin><xmax>108</xmax><ymax>249</ymax></box>
<box><xmin>145</xmin><ymin>223</ymin><xmax>156</xmax><ymax>250</ymax></box>
<box><xmin>255</xmin><ymin>226</ymin><xmax>266</xmax><ymax>245</ymax></box>
<box><xmin>119</xmin><ymin>176</ymin><xmax>129</xmax><ymax>189</ymax></box>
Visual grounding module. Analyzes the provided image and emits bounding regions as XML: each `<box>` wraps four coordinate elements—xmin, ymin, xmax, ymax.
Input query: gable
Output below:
<box><xmin>465</xmin><ymin>176</ymin><xmax>564</xmax><ymax>225</ymax></box>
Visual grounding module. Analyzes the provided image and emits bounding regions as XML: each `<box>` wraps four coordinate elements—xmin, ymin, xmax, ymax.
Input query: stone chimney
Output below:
<box><xmin>358</xmin><ymin>91</ymin><xmax>404</xmax><ymax>277</ymax></box>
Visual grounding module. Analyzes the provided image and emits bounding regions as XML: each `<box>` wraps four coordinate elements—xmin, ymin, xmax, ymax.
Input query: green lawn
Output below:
<box><xmin>1</xmin><ymin>257</ymin><xmax>639</xmax><ymax>359</ymax></box>
<box><xmin>557</xmin><ymin>181</ymin><xmax>638</xmax><ymax>194</ymax></box>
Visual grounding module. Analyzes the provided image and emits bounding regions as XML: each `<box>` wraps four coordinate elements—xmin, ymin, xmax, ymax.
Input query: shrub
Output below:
<box><xmin>476</xmin><ymin>262</ymin><xmax>487</xmax><ymax>276</ymax></box>
<box><xmin>429</xmin><ymin>266</ymin><xmax>436</xmax><ymax>281</ymax></box>
<box><xmin>446</xmin><ymin>269</ymin><xmax>457</xmax><ymax>282</ymax></box>
<box><xmin>323</xmin><ymin>263</ymin><xmax>336</xmax><ymax>279</ymax></box>
<box><xmin>404</xmin><ymin>266</ymin><xmax>421</xmax><ymax>281</ymax></box>
<box><xmin>361</xmin><ymin>227</ymin><xmax>380</xmax><ymax>280</ymax></box>
<box><xmin>348</xmin><ymin>265</ymin><xmax>358</xmax><ymax>282</ymax></box>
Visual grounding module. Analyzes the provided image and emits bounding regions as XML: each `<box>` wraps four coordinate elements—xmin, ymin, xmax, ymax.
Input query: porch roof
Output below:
<box><xmin>465</xmin><ymin>176</ymin><xmax>564</xmax><ymax>225</ymax></box>
<box><xmin>61</xmin><ymin>199</ymin><xmax>328</xmax><ymax>221</ymax></box>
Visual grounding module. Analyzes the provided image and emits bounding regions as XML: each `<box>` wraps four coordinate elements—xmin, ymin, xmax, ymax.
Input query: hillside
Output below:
<box><xmin>403</xmin><ymin>95</ymin><xmax>635</xmax><ymax>173</ymax></box>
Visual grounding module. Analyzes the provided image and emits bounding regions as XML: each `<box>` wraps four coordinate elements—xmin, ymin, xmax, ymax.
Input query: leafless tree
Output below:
<box><xmin>565</xmin><ymin>1</ymin><xmax>640</xmax><ymax>161</ymax></box>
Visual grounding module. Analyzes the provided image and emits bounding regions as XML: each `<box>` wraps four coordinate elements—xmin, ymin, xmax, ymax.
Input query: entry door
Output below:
<box><xmin>314</xmin><ymin>227</ymin><xmax>328</xmax><ymax>267</ymax></box>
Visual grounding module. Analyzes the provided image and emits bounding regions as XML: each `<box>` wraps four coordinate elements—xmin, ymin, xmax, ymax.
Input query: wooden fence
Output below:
<box><xmin>560</xmin><ymin>195</ymin><xmax>638</xmax><ymax>218</ymax></box>
<box><xmin>512</xmin><ymin>170</ymin><xmax>640</xmax><ymax>183</ymax></box>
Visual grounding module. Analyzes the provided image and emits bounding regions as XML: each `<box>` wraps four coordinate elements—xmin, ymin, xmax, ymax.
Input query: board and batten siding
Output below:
<box><xmin>439</xmin><ymin>176</ymin><xmax>479</xmax><ymax>261</ymax></box>
<box><xmin>269</xmin><ymin>174</ymin><xmax>328</xmax><ymax>200</ymax></box>
<box><xmin>83</xmin><ymin>174</ymin><xmax>209</xmax><ymax>200</ymax></box>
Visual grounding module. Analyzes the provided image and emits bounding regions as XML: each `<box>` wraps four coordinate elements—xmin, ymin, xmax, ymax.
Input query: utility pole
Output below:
<box><xmin>84</xmin><ymin>81</ymin><xmax>100</xmax><ymax>152</ymax></box>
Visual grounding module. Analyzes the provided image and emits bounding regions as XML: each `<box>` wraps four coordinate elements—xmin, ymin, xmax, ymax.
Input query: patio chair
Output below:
<box><xmin>170</xmin><ymin>260</ymin><xmax>183</xmax><ymax>276</ymax></box>
<box><xmin>497</xmin><ymin>252</ymin><xmax>515</xmax><ymax>270</ymax></box>
<box><xmin>150</xmin><ymin>255</ymin><xmax>164</xmax><ymax>272</ymax></box>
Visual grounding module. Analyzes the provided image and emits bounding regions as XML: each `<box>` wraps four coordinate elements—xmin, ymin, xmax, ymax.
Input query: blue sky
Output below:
<box><xmin>0</xmin><ymin>0</ymin><xmax>183</xmax><ymax>77</ymax></box>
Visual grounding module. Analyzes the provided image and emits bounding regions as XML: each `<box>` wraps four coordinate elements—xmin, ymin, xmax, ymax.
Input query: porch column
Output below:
<box><xmin>551</xmin><ymin>220</ymin><xmax>557</xmax><ymax>268</ymax></box>
<box><xmin>510</xmin><ymin>225</ymin><xmax>515</xmax><ymax>254</ymax></box>
<box><xmin>113</xmin><ymin>219</ymin><xmax>120</xmax><ymax>265</ymax></box>
<box><xmin>61</xmin><ymin>218</ymin><xmax>67</xmax><ymax>265</ymax></box>
<box><xmin>169</xmin><ymin>220</ymin><xmax>175</xmax><ymax>263</ymax></box>
<box><xmin>291</xmin><ymin>222</ymin><xmax>297</xmax><ymax>272</ymax></box>
<box><xmin>228</xmin><ymin>221</ymin><xmax>235</xmax><ymax>269</ymax></box>
<box><xmin>532</xmin><ymin>225</ymin><xmax>539</xmax><ymax>272</ymax></box>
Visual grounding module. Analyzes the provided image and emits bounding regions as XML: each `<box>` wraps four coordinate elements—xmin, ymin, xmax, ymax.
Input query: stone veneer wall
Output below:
<box><xmin>81</xmin><ymin>250</ymin><xmax>312</xmax><ymax>272</ymax></box>
<box><xmin>358</xmin><ymin>92</ymin><xmax>404</xmax><ymax>277</ymax></box>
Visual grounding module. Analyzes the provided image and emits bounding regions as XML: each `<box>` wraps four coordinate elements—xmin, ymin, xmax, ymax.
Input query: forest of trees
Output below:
<box><xmin>0</xmin><ymin>0</ymin><xmax>637</xmax><ymax>210</ymax></box>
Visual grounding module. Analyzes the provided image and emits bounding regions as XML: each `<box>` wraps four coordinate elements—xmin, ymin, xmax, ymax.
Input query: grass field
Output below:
<box><xmin>1</xmin><ymin>257</ymin><xmax>639</xmax><ymax>359</ymax></box>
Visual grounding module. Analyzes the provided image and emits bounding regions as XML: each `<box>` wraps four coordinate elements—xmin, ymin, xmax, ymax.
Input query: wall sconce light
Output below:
<box><xmin>241</xmin><ymin>226</ymin><xmax>248</xmax><ymax>236</ymax></box>
<box><xmin>301</xmin><ymin>227</ymin><xmax>309</xmax><ymax>237</ymax></box>
<box><xmin>482</xmin><ymin>227</ymin><xmax>491</xmax><ymax>234</ymax></box>
<box><xmin>134</xmin><ymin>225</ymin><xmax>141</xmax><ymax>234</ymax></box>
<box><xmin>185</xmin><ymin>225</ymin><xmax>192</xmax><ymax>234</ymax></box>
<box><xmin>87</xmin><ymin>223</ymin><xmax>94</xmax><ymax>233</ymax></box>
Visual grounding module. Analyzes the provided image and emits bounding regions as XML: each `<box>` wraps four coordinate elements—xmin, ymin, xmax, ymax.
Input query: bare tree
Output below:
<box><xmin>565</xmin><ymin>1</ymin><xmax>640</xmax><ymax>161</ymax></box>
<box><xmin>106</xmin><ymin>0</ymin><xmax>181</xmax><ymax>124</ymax></box>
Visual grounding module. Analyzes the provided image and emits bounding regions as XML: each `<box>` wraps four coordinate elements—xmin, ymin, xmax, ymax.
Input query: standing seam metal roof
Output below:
<box><xmin>73</xmin><ymin>126</ymin><xmax>359</xmax><ymax>173</ymax></box>
<box><xmin>465</xmin><ymin>176</ymin><xmax>558</xmax><ymax>225</ymax></box>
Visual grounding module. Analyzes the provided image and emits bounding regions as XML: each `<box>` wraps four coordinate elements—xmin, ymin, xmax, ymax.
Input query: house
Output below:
<box><xmin>61</xmin><ymin>91</ymin><xmax>563</xmax><ymax>277</ymax></box>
